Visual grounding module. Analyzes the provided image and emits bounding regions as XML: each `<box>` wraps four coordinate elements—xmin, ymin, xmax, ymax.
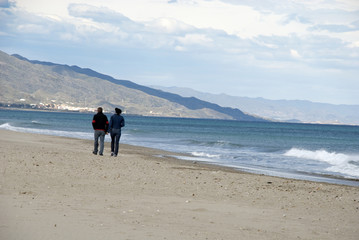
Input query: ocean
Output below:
<box><xmin>1</xmin><ymin>109</ymin><xmax>359</xmax><ymax>186</ymax></box>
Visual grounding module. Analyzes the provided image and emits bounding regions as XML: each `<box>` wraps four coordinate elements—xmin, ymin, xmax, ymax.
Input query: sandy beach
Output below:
<box><xmin>0</xmin><ymin>129</ymin><xmax>358</xmax><ymax>240</ymax></box>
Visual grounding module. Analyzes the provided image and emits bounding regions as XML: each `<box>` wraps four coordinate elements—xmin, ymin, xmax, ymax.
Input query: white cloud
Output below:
<box><xmin>8</xmin><ymin>0</ymin><xmax>305</xmax><ymax>38</ymax></box>
<box><xmin>348</xmin><ymin>41</ymin><xmax>359</xmax><ymax>48</ymax></box>
<box><xmin>59</xmin><ymin>32</ymin><xmax>80</xmax><ymax>42</ymax></box>
<box><xmin>174</xmin><ymin>45</ymin><xmax>186</xmax><ymax>51</ymax></box>
<box><xmin>5</xmin><ymin>1</ymin><xmax>359</xmax><ymax>62</ymax></box>
<box><xmin>290</xmin><ymin>49</ymin><xmax>301</xmax><ymax>58</ymax></box>
<box><xmin>177</xmin><ymin>33</ymin><xmax>213</xmax><ymax>45</ymax></box>
<box><xmin>11</xmin><ymin>0</ymin><xmax>359</xmax><ymax>42</ymax></box>
<box><xmin>146</xmin><ymin>18</ymin><xmax>193</xmax><ymax>34</ymax></box>
<box><xmin>17</xmin><ymin>23</ymin><xmax>49</xmax><ymax>34</ymax></box>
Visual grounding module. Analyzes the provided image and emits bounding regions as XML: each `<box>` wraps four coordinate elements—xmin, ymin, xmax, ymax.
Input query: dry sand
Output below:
<box><xmin>0</xmin><ymin>129</ymin><xmax>358</xmax><ymax>240</ymax></box>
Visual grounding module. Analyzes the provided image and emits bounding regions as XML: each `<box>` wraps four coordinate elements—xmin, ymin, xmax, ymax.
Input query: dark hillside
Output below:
<box><xmin>13</xmin><ymin>54</ymin><xmax>265</xmax><ymax>121</ymax></box>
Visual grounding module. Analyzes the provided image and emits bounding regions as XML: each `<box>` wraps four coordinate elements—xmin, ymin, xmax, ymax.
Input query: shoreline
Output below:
<box><xmin>1</xmin><ymin>129</ymin><xmax>359</xmax><ymax>239</ymax></box>
<box><xmin>170</xmin><ymin>153</ymin><xmax>359</xmax><ymax>187</ymax></box>
<box><xmin>2</xmin><ymin>122</ymin><xmax>358</xmax><ymax>186</ymax></box>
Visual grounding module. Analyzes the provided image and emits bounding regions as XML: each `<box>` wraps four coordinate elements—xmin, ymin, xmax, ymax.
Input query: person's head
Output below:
<box><xmin>115</xmin><ymin>108</ymin><xmax>122</xmax><ymax>115</ymax></box>
<box><xmin>97</xmin><ymin>107</ymin><xmax>103</xmax><ymax>113</ymax></box>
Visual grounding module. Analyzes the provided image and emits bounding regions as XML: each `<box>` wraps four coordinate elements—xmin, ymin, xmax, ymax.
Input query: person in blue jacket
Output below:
<box><xmin>108</xmin><ymin>108</ymin><xmax>125</xmax><ymax>157</ymax></box>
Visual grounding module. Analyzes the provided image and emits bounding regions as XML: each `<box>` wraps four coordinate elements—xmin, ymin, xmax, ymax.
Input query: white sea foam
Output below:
<box><xmin>284</xmin><ymin>148</ymin><xmax>359</xmax><ymax>178</ymax></box>
<box><xmin>191</xmin><ymin>151</ymin><xmax>220</xmax><ymax>159</ymax></box>
<box><xmin>30</xmin><ymin>120</ymin><xmax>47</xmax><ymax>125</ymax></box>
<box><xmin>174</xmin><ymin>155</ymin><xmax>215</xmax><ymax>162</ymax></box>
<box><xmin>0</xmin><ymin>122</ymin><xmax>93</xmax><ymax>140</ymax></box>
<box><xmin>170</xmin><ymin>151</ymin><xmax>221</xmax><ymax>163</ymax></box>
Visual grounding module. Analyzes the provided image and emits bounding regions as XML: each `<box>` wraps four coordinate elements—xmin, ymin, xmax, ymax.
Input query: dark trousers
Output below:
<box><xmin>94</xmin><ymin>130</ymin><xmax>105</xmax><ymax>154</ymax></box>
<box><xmin>110</xmin><ymin>129</ymin><xmax>121</xmax><ymax>155</ymax></box>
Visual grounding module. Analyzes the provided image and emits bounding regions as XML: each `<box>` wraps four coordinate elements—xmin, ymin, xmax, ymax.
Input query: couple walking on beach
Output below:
<box><xmin>92</xmin><ymin>107</ymin><xmax>125</xmax><ymax>157</ymax></box>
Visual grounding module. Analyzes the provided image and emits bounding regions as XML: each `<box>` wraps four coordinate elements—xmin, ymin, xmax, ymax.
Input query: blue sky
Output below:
<box><xmin>1</xmin><ymin>0</ymin><xmax>358</xmax><ymax>105</ymax></box>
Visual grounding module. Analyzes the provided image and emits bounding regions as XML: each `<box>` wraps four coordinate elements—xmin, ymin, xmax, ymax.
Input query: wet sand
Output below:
<box><xmin>0</xmin><ymin>129</ymin><xmax>358</xmax><ymax>239</ymax></box>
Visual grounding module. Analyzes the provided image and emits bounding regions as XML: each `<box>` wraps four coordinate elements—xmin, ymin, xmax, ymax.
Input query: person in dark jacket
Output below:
<box><xmin>92</xmin><ymin>107</ymin><xmax>109</xmax><ymax>156</ymax></box>
<box><xmin>108</xmin><ymin>108</ymin><xmax>125</xmax><ymax>157</ymax></box>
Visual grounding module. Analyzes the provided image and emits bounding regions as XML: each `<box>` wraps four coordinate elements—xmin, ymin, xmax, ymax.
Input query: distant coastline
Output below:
<box><xmin>0</xmin><ymin>105</ymin><xmax>93</xmax><ymax>114</ymax></box>
<box><xmin>1</xmin><ymin>105</ymin><xmax>358</xmax><ymax>127</ymax></box>
<box><xmin>0</xmin><ymin>102</ymin><xmax>95</xmax><ymax>113</ymax></box>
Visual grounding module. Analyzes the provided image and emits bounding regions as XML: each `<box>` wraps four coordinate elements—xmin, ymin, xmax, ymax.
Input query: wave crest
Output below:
<box><xmin>284</xmin><ymin>148</ymin><xmax>359</xmax><ymax>178</ymax></box>
<box><xmin>191</xmin><ymin>151</ymin><xmax>220</xmax><ymax>158</ymax></box>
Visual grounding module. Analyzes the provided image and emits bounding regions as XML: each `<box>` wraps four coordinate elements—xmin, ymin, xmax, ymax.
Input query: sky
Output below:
<box><xmin>0</xmin><ymin>0</ymin><xmax>359</xmax><ymax>105</ymax></box>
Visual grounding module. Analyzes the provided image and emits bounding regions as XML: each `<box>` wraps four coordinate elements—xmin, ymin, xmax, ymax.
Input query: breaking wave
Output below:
<box><xmin>284</xmin><ymin>148</ymin><xmax>359</xmax><ymax>178</ymax></box>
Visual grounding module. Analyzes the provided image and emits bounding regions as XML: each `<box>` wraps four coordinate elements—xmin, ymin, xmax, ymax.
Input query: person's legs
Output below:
<box><xmin>93</xmin><ymin>130</ymin><xmax>100</xmax><ymax>154</ymax></box>
<box><xmin>110</xmin><ymin>132</ymin><xmax>115</xmax><ymax>155</ymax></box>
<box><xmin>114</xmin><ymin>133</ymin><xmax>121</xmax><ymax>156</ymax></box>
<box><xmin>99</xmin><ymin>131</ymin><xmax>105</xmax><ymax>155</ymax></box>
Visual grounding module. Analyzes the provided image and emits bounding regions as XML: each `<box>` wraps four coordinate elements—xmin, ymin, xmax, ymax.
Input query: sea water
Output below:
<box><xmin>1</xmin><ymin>109</ymin><xmax>358</xmax><ymax>186</ymax></box>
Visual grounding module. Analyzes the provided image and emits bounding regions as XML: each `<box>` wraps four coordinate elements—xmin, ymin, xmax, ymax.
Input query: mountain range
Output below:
<box><xmin>1</xmin><ymin>50</ymin><xmax>357</xmax><ymax>125</ymax></box>
<box><xmin>0</xmin><ymin>50</ymin><xmax>263</xmax><ymax>121</ymax></box>
<box><xmin>152</xmin><ymin>86</ymin><xmax>359</xmax><ymax>125</ymax></box>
